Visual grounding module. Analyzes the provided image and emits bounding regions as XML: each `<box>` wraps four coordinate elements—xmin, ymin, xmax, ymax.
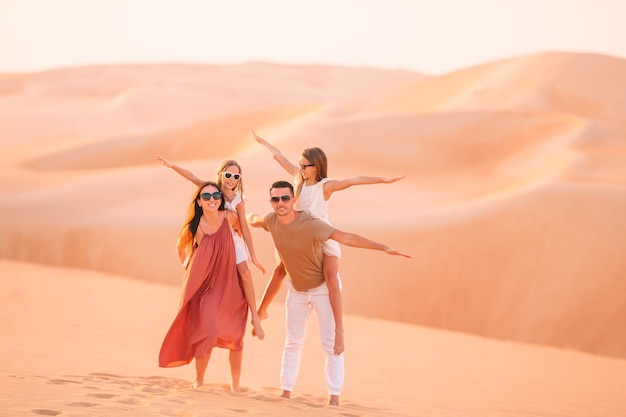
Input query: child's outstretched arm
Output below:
<box><xmin>323</xmin><ymin>175</ymin><xmax>406</xmax><ymax>198</ymax></box>
<box><xmin>155</xmin><ymin>154</ymin><xmax>204</xmax><ymax>186</ymax></box>
<box><xmin>251</xmin><ymin>130</ymin><xmax>299</xmax><ymax>177</ymax></box>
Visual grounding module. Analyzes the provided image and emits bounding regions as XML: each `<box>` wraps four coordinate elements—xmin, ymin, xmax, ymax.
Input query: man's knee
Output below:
<box><xmin>284</xmin><ymin>339</ymin><xmax>304</xmax><ymax>351</ymax></box>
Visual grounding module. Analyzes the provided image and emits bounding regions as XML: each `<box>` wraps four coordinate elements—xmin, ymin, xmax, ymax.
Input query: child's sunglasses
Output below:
<box><xmin>223</xmin><ymin>172</ymin><xmax>241</xmax><ymax>180</ymax></box>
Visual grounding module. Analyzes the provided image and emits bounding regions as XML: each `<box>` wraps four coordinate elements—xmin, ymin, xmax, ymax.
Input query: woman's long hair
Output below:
<box><xmin>295</xmin><ymin>147</ymin><xmax>328</xmax><ymax>197</ymax></box>
<box><xmin>177</xmin><ymin>181</ymin><xmax>225</xmax><ymax>262</ymax></box>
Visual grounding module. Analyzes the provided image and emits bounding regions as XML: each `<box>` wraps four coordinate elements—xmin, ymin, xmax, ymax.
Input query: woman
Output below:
<box><xmin>252</xmin><ymin>130</ymin><xmax>405</xmax><ymax>353</ymax></box>
<box><xmin>156</xmin><ymin>155</ymin><xmax>265</xmax><ymax>339</ymax></box>
<box><xmin>159</xmin><ymin>181</ymin><xmax>257</xmax><ymax>391</ymax></box>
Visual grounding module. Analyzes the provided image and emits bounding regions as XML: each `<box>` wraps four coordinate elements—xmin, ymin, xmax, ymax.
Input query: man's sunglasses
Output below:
<box><xmin>223</xmin><ymin>172</ymin><xmax>241</xmax><ymax>180</ymax></box>
<box><xmin>201</xmin><ymin>191</ymin><xmax>223</xmax><ymax>201</ymax></box>
<box><xmin>270</xmin><ymin>195</ymin><xmax>293</xmax><ymax>203</ymax></box>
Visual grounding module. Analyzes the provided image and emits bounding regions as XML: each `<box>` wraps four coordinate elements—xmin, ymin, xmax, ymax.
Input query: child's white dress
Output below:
<box><xmin>225</xmin><ymin>192</ymin><xmax>249</xmax><ymax>265</ymax></box>
<box><xmin>295</xmin><ymin>178</ymin><xmax>341</xmax><ymax>259</ymax></box>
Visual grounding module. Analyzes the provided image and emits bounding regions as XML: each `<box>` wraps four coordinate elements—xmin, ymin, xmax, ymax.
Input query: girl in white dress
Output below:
<box><xmin>252</xmin><ymin>131</ymin><xmax>405</xmax><ymax>353</ymax></box>
<box><xmin>156</xmin><ymin>155</ymin><xmax>266</xmax><ymax>340</ymax></box>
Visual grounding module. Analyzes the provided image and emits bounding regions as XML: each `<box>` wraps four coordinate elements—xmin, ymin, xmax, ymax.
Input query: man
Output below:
<box><xmin>247</xmin><ymin>180</ymin><xmax>411</xmax><ymax>406</ymax></box>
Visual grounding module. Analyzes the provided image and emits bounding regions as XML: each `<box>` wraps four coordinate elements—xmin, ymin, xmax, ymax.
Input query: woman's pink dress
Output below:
<box><xmin>159</xmin><ymin>217</ymin><xmax>248</xmax><ymax>368</ymax></box>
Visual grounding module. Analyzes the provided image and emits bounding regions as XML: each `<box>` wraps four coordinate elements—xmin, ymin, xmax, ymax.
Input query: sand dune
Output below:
<box><xmin>366</xmin><ymin>52</ymin><xmax>626</xmax><ymax>117</ymax></box>
<box><xmin>2</xmin><ymin>259</ymin><xmax>625</xmax><ymax>417</ymax></box>
<box><xmin>1</xmin><ymin>51</ymin><xmax>625</xmax><ymax>376</ymax></box>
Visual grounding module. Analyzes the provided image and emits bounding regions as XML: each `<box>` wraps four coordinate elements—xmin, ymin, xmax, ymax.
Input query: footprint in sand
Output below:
<box><xmin>249</xmin><ymin>393</ymin><xmax>283</xmax><ymax>402</ymax></box>
<box><xmin>66</xmin><ymin>401</ymin><xmax>99</xmax><ymax>407</ymax></box>
<box><xmin>249</xmin><ymin>387</ymin><xmax>284</xmax><ymax>402</ymax></box>
<box><xmin>86</xmin><ymin>392</ymin><xmax>118</xmax><ymax>399</ymax></box>
<box><xmin>48</xmin><ymin>378</ymin><xmax>81</xmax><ymax>385</ymax></box>
<box><xmin>141</xmin><ymin>384</ymin><xmax>168</xmax><ymax>394</ymax></box>
<box><xmin>88</xmin><ymin>372</ymin><xmax>125</xmax><ymax>378</ymax></box>
<box><xmin>165</xmin><ymin>397</ymin><xmax>187</xmax><ymax>404</ymax></box>
<box><xmin>31</xmin><ymin>410</ymin><xmax>61</xmax><ymax>416</ymax></box>
<box><xmin>160</xmin><ymin>409</ymin><xmax>197</xmax><ymax>417</ymax></box>
<box><xmin>117</xmin><ymin>396</ymin><xmax>149</xmax><ymax>405</ymax></box>
<box><xmin>291</xmin><ymin>394</ymin><xmax>326</xmax><ymax>408</ymax></box>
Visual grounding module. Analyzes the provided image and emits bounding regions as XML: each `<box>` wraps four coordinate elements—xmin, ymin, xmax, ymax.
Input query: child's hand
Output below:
<box><xmin>251</xmin><ymin>130</ymin><xmax>265</xmax><ymax>144</ymax></box>
<box><xmin>155</xmin><ymin>154</ymin><xmax>173</xmax><ymax>167</ymax></box>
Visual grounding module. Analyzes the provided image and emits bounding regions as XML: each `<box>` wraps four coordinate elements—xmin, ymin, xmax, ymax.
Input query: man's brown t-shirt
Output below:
<box><xmin>262</xmin><ymin>211</ymin><xmax>335</xmax><ymax>291</ymax></box>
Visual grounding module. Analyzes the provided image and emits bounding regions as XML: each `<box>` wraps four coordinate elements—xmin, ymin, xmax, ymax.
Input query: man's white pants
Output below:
<box><xmin>281</xmin><ymin>280</ymin><xmax>344</xmax><ymax>396</ymax></box>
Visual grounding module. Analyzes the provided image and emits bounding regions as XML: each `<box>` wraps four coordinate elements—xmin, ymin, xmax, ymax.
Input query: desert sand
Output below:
<box><xmin>1</xmin><ymin>52</ymin><xmax>626</xmax><ymax>416</ymax></box>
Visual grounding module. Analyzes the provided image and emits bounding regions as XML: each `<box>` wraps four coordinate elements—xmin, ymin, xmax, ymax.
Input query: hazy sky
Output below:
<box><xmin>1</xmin><ymin>0</ymin><xmax>625</xmax><ymax>74</ymax></box>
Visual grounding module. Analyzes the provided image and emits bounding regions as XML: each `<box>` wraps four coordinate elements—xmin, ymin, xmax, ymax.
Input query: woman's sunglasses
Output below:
<box><xmin>270</xmin><ymin>195</ymin><xmax>293</xmax><ymax>203</ymax></box>
<box><xmin>223</xmin><ymin>172</ymin><xmax>241</xmax><ymax>180</ymax></box>
<box><xmin>201</xmin><ymin>191</ymin><xmax>223</xmax><ymax>201</ymax></box>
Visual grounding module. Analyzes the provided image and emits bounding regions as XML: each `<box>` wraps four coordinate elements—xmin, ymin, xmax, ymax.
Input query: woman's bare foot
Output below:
<box><xmin>192</xmin><ymin>380</ymin><xmax>203</xmax><ymax>390</ymax></box>
<box><xmin>231</xmin><ymin>384</ymin><xmax>241</xmax><ymax>393</ymax></box>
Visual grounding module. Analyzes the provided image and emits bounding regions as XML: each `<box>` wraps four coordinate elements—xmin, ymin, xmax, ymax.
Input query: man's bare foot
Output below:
<box><xmin>192</xmin><ymin>380</ymin><xmax>203</xmax><ymax>390</ymax></box>
<box><xmin>329</xmin><ymin>395</ymin><xmax>340</xmax><ymax>406</ymax></box>
<box><xmin>280</xmin><ymin>390</ymin><xmax>291</xmax><ymax>399</ymax></box>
